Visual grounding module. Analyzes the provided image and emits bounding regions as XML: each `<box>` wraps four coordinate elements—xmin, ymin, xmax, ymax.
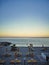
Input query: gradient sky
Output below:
<box><xmin>0</xmin><ymin>0</ymin><xmax>49</xmax><ymax>37</ymax></box>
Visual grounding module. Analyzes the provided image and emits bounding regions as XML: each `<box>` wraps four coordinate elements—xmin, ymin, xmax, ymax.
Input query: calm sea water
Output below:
<box><xmin>0</xmin><ymin>38</ymin><xmax>49</xmax><ymax>47</ymax></box>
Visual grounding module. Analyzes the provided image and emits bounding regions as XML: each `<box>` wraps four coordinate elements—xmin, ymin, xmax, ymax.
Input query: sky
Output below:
<box><xmin>0</xmin><ymin>0</ymin><xmax>49</xmax><ymax>37</ymax></box>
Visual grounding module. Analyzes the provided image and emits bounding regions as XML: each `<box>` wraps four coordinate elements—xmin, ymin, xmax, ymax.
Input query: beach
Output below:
<box><xmin>0</xmin><ymin>41</ymin><xmax>49</xmax><ymax>65</ymax></box>
<box><xmin>0</xmin><ymin>0</ymin><xmax>49</xmax><ymax>64</ymax></box>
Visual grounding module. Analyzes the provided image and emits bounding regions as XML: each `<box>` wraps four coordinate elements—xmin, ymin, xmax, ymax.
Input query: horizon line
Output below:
<box><xmin>0</xmin><ymin>36</ymin><xmax>49</xmax><ymax>38</ymax></box>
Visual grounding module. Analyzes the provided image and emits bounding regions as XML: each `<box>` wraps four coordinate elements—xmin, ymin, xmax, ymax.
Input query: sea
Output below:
<box><xmin>0</xmin><ymin>37</ymin><xmax>49</xmax><ymax>47</ymax></box>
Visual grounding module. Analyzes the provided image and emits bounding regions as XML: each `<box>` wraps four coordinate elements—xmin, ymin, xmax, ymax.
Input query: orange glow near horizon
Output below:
<box><xmin>0</xmin><ymin>31</ymin><xmax>49</xmax><ymax>37</ymax></box>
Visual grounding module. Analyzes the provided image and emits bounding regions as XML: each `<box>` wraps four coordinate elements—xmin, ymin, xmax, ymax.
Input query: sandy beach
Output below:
<box><xmin>0</xmin><ymin>43</ymin><xmax>49</xmax><ymax>65</ymax></box>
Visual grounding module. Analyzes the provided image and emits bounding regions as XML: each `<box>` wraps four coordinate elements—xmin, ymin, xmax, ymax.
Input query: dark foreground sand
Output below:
<box><xmin>0</xmin><ymin>46</ymin><xmax>49</xmax><ymax>65</ymax></box>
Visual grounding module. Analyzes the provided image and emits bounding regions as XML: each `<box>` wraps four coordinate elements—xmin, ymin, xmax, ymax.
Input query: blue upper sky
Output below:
<box><xmin>0</xmin><ymin>0</ymin><xmax>49</xmax><ymax>37</ymax></box>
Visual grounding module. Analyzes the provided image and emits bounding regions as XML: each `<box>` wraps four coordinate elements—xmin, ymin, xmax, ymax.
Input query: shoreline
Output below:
<box><xmin>0</xmin><ymin>42</ymin><xmax>49</xmax><ymax>47</ymax></box>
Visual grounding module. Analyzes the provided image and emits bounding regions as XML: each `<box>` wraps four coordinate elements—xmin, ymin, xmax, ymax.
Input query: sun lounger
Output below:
<box><xmin>0</xmin><ymin>60</ymin><xmax>5</xmax><ymax>65</ymax></box>
<box><xmin>10</xmin><ymin>60</ymin><xmax>15</xmax><ymax>65</ymax></box>
<box><xmin>15</xmin><ymin>59</ymin><xmax>21</xmax><ymax>65</ymax></box>
<box><xmin>2</xmin><ymin>53</ymin><xmax>11</xmax><ymax>57</ymax></box>
<box><xmin>14</xmin><ymin>52</ymin><xmax>22</xmax><ymax>58</ymax></box>
<box><xmin>27</xmin><ymin>59</ymin><xmax>37</xmax><ymax>65</ymax></box>
<box><xmin>10</xmin><ymin>59</ymin><xmax>21</xmax><ymax>65</ymax></box>
<box><xmin>26</xmin><ymin>52</ymin><xmax>34</xmax><ymax>57</ymax></box>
